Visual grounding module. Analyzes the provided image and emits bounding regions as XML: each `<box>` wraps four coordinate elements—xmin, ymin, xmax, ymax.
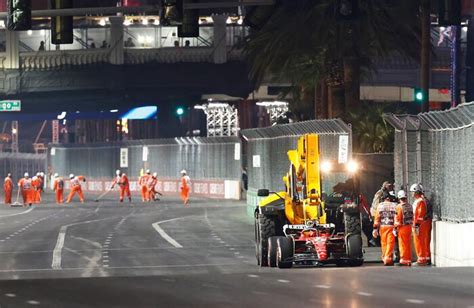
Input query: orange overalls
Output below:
<box><xmin>53</xmin><ymin>177</ymin><xmax>64</xmax><ymax>204</ymax></box>
<box><xmin>395</xmin><ymin>201</ymin><xmax>414</xmax><ymax>265</ymax></box>
<box><xmin>139</xmin><ymin>174</ymin><xmax>150</xmax><ymax>202</ymax></box>
<box><xmin>66</xmin><ymin>176</ymin><xmax>85</xmax><ymax>203</ymax></box>
<box><xmin>4</xmin><ymin>176</ymin><xmax>13</xmax><ymax>204</ymax></box>
<box><xmin>113</xmin><ymin>174</ymin><xmax>131</xmax><ymax>202</ymax></box>
<box><xmin>180</xmin><ymin>175</ymin><xmax>190</xmax><ymax>206</ymax></box>
<box><xmin>146</xmin><ymin>176</ymin><xmax>158</xmax><ymax>201</ymax></box>
<box><xmin>413</xmin><ymin>197</ymin><xmax>432</xmax><ymax>264</ymax></box>
<box><xmin>374</xmin><ymin>201</ymin><xmax>397</xmax><ymax>265</ymax></box>
<box><xmin>18</xmin><ymin>178</ymin><xmax>34</xmax><ymax>206</ymax></box>
<box><xmin>32</xmin><ymin>176</ymin><xmax>43</xmax><ymax>204</ymax></box>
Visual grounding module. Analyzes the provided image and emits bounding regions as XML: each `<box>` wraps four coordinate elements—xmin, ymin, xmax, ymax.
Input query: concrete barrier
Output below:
<box><xmin>432</xmin><ymin>220</ymin><xmax>474</xmax><ymax>267</ymax></box>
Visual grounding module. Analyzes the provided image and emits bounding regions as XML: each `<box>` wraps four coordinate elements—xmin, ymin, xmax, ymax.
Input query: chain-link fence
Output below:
<box><xmin>48</xmin><ymin>137</ymin><xmax>241</xmax><ymax>181</ymax></box>
<box><xmin>385</xmin><ymin>102</ymin><xmax>474</xmax><ymax>222</ymax></box>
<box><xmin>0</xmin><ymin>153</ymin><xmax>47</xmax><ymax>183</ymax></box>
<box><xmin>241</xmin><ymin>119</ymin><xmax>352</xmax><ymax>207</ymax></box>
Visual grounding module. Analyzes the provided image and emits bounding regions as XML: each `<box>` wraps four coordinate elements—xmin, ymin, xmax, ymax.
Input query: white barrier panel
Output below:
<box><xmin>433</xmin><ymin>221</ymin><xmax>474</xmax><ymax>267</ymax></box>
<box><xmin>224</xmin><ymin>180</ymin><xmax>241</xmax><ymax>200</ymax></box>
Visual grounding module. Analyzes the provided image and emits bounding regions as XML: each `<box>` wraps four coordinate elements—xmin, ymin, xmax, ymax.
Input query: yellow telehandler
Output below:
<box><xmin>255</xmin><ymin>134</ymin><xmax>363</xmax><ymax>268</ymax></box>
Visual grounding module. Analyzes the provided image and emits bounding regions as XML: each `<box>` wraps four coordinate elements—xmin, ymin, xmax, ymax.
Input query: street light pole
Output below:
<box><xmin>420</xmin><ymin>0</ymin><xmax>431</xmax><ymax>113</ymax></box>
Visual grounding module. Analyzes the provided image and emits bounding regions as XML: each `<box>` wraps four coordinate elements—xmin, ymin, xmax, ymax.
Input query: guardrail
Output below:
<box><xmin>20</xmin><ymin>49</ymin><xmax>110</xmax><ymax>70</ymax></box>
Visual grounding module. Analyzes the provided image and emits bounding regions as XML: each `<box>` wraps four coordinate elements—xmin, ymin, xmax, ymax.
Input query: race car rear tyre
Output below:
<box><xmin>344</xmin><ymin>213</ymin><xmax>361</xmax><ymax>235</ymax></box>
<box><xmin>346</xmin><ymin>234</ymin><xmax>363</xmax><ymax>260</ymax></box>
<box><xmin>255</xmin><ymin>214</ymin><xmax>277</xmax><ymax>267</ymax></box>
<box><xmin>276</xmin><ymin>237</ymin><xmax>293</xmax><ymax>269</ymax></box>
<box><xmin>267</xmin><ymin>236</ymin><xmax>281</xmax><ymax>267</ymax></box>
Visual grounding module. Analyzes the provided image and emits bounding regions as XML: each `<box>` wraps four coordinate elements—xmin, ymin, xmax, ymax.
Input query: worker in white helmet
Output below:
<box><xmin>410</xmin><ymin>183</ymin><xmax>432</xmax><ymax>265</ymax></box>
<box><xmin>18</xmin><ymin>172</ymin><xmax>34</xmax><ymax>206</ymax></box>
<box><xmin>66</xmin><ymin>174</ymin><xmax>86</xmax><ymax>203</ymax></box>
<box><xmin>111</xmin><ymin>169</ymin><xmax>131</xmax><ymax>202</ymax></box>
<box><xmin>139</xmin><ymin>169</ymin><xmax>151</xmax><ymax>202</ymax></box>
<box><xmin>180</xmin><ymin>170</ymin><xmax>191</xmax><ymax>206</ymax></box>
<box><xmin>4</xmin><ymin>173</ymin><xmax>13</xmax><ymax>205</ymax></box>
<box><xmin>52</xmin><ymin>173</ymin><xmax>65</xmax><ymax>204</ymax></box>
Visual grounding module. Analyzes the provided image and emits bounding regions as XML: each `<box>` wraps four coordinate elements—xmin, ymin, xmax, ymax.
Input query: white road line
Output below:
<box><xmin>315</xmin><ymin>285</ymin><xmax>331</xmax><ymax>289</ymax></box>
<box><xmin>247</xmin><ymin>274</ymin><xmax>259</xmax><ymax>278</ymax></box>
<box><xmin>5</xmin><ymin>293</ymin><xmax>16</xmax><ymax>297</ymax></box>
<box><xmin>406</xmin><ymin>299</ymin><xmax>425</xmax><ymax>304</ymax></box>
<box><xmin>152</xmin><ymin>218</ymin><xmax>184</xmax><ymax>248</ymax></box>
<box><xmin>357</xmin><ymin>292</ymin><xmax>373</xmax><ymax>297</ymax></box>
<box><xmin>277</xmin><ymin>279</ymin><xmax>290</xmax><ymax>283</ymax></box>
<box><xmin>26</xmin><ymin>300</ymin><xmax>40</xmax><ymax>305</ymax></box>
<box><xmin>0</xmin><ymin>207</ymin><xmax>34</xmax><ymax>218</ymax></box>
<box><xmin>52</xmin><ymin>217</ymin><xmax>116</xmax><ymax>270</ymax></box>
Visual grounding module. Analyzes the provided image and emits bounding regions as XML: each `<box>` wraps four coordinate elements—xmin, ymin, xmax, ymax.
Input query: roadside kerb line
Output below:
<box><xmin>152</xmin><ymin>217</ymin><xmax>188</xmax><ymax>248</ymax></box>
<box><xmin>52</xmin><ymin>217</ymin><xmax>117</xmax><ymax>270</ymax></box>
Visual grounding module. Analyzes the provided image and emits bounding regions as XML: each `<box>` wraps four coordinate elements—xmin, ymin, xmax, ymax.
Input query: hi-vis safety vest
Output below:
<box><xmin>57</xmin><ymin>179</ymin><xmax>64</xmax><ymax>190</ymax></box>
<box><xmin>71</xmin><ymin>178</ymin><xmax>81</xmax><ymax>187</ymax></box>
<box><xmin>399</xmin><ymin>202</ymin><xmax>414</xmax><ymax>225</ymax></box>
<box><xmin>378</xmin><ymin>201</ymin><xmax>397</xmax><ymax>226</ymax></box>
<box><xmin>22</xmin><ymin>179</ymin><xmax>32</xmax><ymax>190</ymax></box>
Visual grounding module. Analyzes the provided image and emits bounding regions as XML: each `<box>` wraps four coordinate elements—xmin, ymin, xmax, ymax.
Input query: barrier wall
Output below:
<box><xmin>49</xmin><ymin>137</ymin><xmax>242</xmax><ymax>199</ymax></box>
<box><xmin>386</xmin><ymin>102</ymin><xmax>474</xmax><ymax>266</ymax></box>
<box><xmin>0</xmin><ymin>153</ymin><xmax>47</xmax><ymax>183</ymax></box>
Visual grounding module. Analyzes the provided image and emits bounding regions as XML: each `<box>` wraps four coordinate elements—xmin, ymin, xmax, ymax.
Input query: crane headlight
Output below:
<box><xmin>320</xmin><ymin>161</ymin><xmax>332</xmax><ymax>173</ymax></box>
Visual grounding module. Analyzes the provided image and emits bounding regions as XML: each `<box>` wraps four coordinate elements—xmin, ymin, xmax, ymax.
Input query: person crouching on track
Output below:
<box><xmin>53</xmin><ymin>173</ymin><xmax>65</xmax><ymax>204</ymax></box>
<box><xmin>111</xmin><ymin>170</ymin><xmax>131</xmax><ymax>203</ymax></box>
<box><xmin>4</xmin><ymin>173</ymin><xmax>13</xmax><ymax>205</ymax></box>
<box><xmin>66</xmin><ymin>174</ymin><xmax>86</xmax><ymax>203</ymax></box>
<box><xmin>146</xmin><ymin>172</ymin><xmax>158</xmax><ymax>201</ymax></box>
<box><xmin>373</xmin><ymin>191</ymin><xmax>397</xmax><ymax>266</ymax></box>
<box><xmin>139</xmin><ymin>169</ymin><xmax>151</xmax><ymax>202</ymax></box>
<box><xmin>394</xmin><ymin>190</ymin><xmax>413</xmax><ymax>266</ymax></box>
<box><xmin>180</xmin><ymin>170</ymin><xmax>191</xmax><ymax>207</ymax></box>
<box><xmin>18</xmin><ymin>172</ymin><xmax>34</xmax><ymax>207</ymax></box>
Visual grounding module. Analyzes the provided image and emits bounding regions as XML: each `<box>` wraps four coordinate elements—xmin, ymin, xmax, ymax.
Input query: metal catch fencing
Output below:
<box><xmin>48</xmin><ymin>137</ymin><xmax>242</xmax><ymax>181</ymax></box>
<box><xmin>0</xmin><ymin>153</ymin><xmax>47</xmax><ymax>183</ymax></box>
<box><xmin>241</xmin><ymin>119</ymin><xmax>353</xmax><ymax>207</ymax></box>
<box><xmin>385</xmin><ymin>102</ymin><xmax>474</xmax><ymax>223</ymax></box>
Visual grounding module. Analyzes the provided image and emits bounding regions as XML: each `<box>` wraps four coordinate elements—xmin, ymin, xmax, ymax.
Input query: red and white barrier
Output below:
<box><xmin>64</xmin><ymin>178</ymin><xmax>241</xmax><ymax>200</ymax></box>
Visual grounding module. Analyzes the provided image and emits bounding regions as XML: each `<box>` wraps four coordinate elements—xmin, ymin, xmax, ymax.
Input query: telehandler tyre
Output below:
<box><xmin>255</xmin><ymin>213</ymin><xmax>277</xmax><ymax>267</ymax></box>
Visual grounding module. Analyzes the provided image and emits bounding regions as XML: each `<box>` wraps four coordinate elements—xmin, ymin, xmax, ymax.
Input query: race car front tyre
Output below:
<box><xmin>276</xmin><ymin>237</ymin><xmax>293</xmax><ymax>269</ymax></box>
<box><xmin>255</xmin><ymin>214</ymin><xmax>277</xmax><ymax>267</ymax></box>
<box><xmin>346</xmin><ymin>234</ymin><xmax>363</xmax><ymax>260</ymax></box>
<box><xmin>267</xmin><ymin>236</ymin><xmax>280</xmax><ymax>267</ymax></box>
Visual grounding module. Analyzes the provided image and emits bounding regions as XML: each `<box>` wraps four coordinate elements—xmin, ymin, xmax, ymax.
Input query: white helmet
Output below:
<box><xmin>40</xmin><ymin>172</ymin><xmax>45</xmax><ymax>177</ymax></box>
<box><xmin>54</xmin><ymin>173</ymin><xmax>59</xmax><ymax>178</ymax></box>
<box><xmin>180</xmin><ymin>170</ymin><xmax>187</xmax><ymax>175</ymax></box>
<box><xmin>397</xmin><ymin>190</ymin><xmax>407</xmax><ymax>199</ymax></box>
<box><xmin>122</xmin><ymin>173</ymin><xmax>126</xmax><ymax>176</ymax></box>
<box><xmin>146</xmin><ymin>169</ymin><xmax>151</xmax><ymax>174</ymax></box>
<box><xmin>116</xmin><ymin>169</ymin><xmax>121</xmax><ymax>176</ymax></box>
<box><xmin>410</xmin><ymin>183</ymin><xmax>423</xmax><ymax>193</ymax></box>
<box><xmin>36</xmin><ymin>172</ymin><xmax>41</xmax><ymax>176</ymax></box>
<box><xmin>24</xmin><ymin>172</ymin><xmax>29</xmax><ymax>178</ymax></box>
<box><xmin>153</xmin><ymin>172</ymin><xmax>157</xmax><ymax>177</ymax></box>
<box><xmin>69</xmin><ymin>174</ymin><xmax>74</xmax><ymax>179</ymax></box>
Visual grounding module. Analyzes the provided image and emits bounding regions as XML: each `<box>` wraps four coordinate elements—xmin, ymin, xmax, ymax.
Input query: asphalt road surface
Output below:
<box><xmin>0</xmin><ymin>194</ymin><xmax>472</xmax><ymax>307</ymax></box>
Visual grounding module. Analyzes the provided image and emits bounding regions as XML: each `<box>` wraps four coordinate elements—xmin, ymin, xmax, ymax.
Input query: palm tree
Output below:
<box><xmin>244</xmin><ymin>1</ymin><xmax>422</xmax><ymax>120</ymax></box>
<box><xmin>348</xmin><ymin>103</ymin><xmax>395</xmax><ymax>153</ymax></box>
